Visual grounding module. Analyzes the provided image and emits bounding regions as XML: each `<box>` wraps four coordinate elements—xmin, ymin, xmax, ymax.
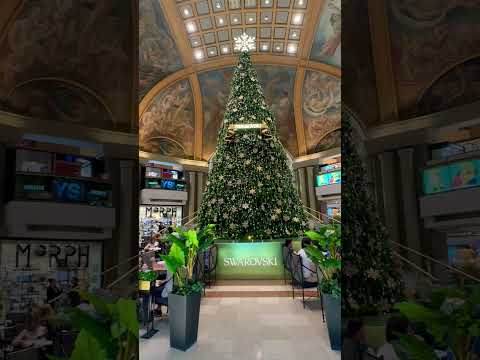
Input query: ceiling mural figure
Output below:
<box><xmin>302</xmin><ymin>70</ymin><xmax>341</xmax><ymax>154</ymax></box>
<box><xmin>417</xmin><ymin>57</ymin><xmax>480</xmax><ymax>116</ymax></box>
<box><xmin>310</xmin><ymin>0</ymin><xmax>341</xmax><ymax>68</ymax></box>
<box><xmin>139</xmin><ymin>0</ymin><xmax>183</xmax><ymax>100</ymax></box>
<box><xmin>387</xmin><ymin>0</ymin><xmax>480</xmax><ymax>118</ymax></box>
<box><xmin>140</xmin><ymin>79</ymin><xmax>194</xmax><ymax>158</ymax></box>
<box><xmin>0</xmin><ymin>0</ymin><xmax>133</xmax><ymax>131</ymax></box>
<box><xmin>199</xmin><ymin>68</ymin><xmax>234</xmax><ymax>160</ymax></box>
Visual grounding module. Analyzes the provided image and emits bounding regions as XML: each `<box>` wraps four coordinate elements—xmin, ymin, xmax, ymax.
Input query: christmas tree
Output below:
<box><xmin>342</xmin><ymin>111</ymin><xmax>404</xmax><ymax>315</ymax></box>
<box><xmin>197</xmin><ymin>35</ymin><xmax>307</xmax><ymax>240</ymax></box>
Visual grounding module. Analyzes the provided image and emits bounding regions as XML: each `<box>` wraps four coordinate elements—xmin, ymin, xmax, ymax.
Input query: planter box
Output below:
<box><xmin>169</xmin><ymin>292</ymin><xmax>201</xmax><ymax>351</ymax></box>
<box><xmin>324</xmin><ymin>293</ymin><xmax>341</xmax><ymax>351</ymax></box>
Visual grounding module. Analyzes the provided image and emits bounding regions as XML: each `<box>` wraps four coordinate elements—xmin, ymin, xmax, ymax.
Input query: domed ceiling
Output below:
<box><xmin>139</xmin><ymin>0</ymin><xmax>341</xmax><ymax>161</ymax></box>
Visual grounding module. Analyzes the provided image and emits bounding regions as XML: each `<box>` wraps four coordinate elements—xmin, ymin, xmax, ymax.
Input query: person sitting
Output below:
<box><xmin>284</xmin><ymin>239</ymin><xmax>293</xmax><ymax>250</ymax></box>
<box><xmin>377</xmin><ymin>315</ymin><xmax>415</xmax><ymax>360</ymax></box>
<box><xmin>295</xmin><ymin>239</ymin><xmax>318</xmax><ymax>283</ymax></box>
<box><xmin>342</xmin><ymin>319</ymin><xmax>368</xmax><ymax>360</ymax></box>
<box><xmin>12</xmin><ymin>307</ymin><xmax>48</xmax><ymax>349</ymax></box>
<box><xmin>46</xmin><ymin>278</ymin><xmax>62</xmax><ymax>306</ymax></box>
<box><xmin>152</xmin><ymin>270</ymin><xmax>173</xmax><ymax>317</ymax></box>
<box><xmin>144</xmin><ymin>234</ymin><xmax>160</xmax><ymax>253</ymax></box>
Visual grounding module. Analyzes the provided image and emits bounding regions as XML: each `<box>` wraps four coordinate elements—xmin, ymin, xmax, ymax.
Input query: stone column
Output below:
<box><xmin>306</xmin><ymin>166</ymin><xmax>317</xmax><ymax>212</ymax></box>
<box><xmin>188</xmin><ymin>171</ymin><xmax>196</xmax><ymax>223</ymax></box>
<box><xmin>297</xmin><ymin>167</ymin><xmax>308</xmax><ymax>207</ymax></box>
<box><xmin>397</xmin><ymin>148</ymin><xmax>422</xmax><ymax>265</ymax></box>
<box><xmin>378</xmin><ymin>152</ymin><xmax>401</xmax><ymax>245</ymax></box>
<box><xmin>116</xmin><ymin>160</ymin><xmax>137</xmax><ymax>295</ymax></box>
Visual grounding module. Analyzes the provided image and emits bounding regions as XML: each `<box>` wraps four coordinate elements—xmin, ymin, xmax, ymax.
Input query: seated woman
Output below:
<box><xmin>12</xmin><ymin>307</ymin><xmax>48</xmax><ymax>349</ymax></box>
<box><xmin>151</xmin><ymin>270</ymin><xmax>174</xmax><ymax>317</ymax></box>
<box><xmin>377</xmin><ymin>315</ymin><xmax>415</xmax><ymax>360</ymax></box>
<box><xmin>342</xmin><ymin>319</ymin><xmax>369</xmax><ymax>360</ymax></box>
<box><xmin>295</xmin><ymin>239</ymin><xmax>318</xmax><ymax>283</ymax></box>
<box><xmin>144</xmin><ymin>234</ymin><xmax>160</xmax><ymax>253</ymax></box>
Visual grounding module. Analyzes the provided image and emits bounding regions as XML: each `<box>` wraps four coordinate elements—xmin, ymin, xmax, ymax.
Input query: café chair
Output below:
<box><xmin>282</xmin><ymin>246</ymin><xmax>293</xmax><ymax>284</ymax></box>
<box><xmin>290</xmin><ymin>253</ymin><xmax>324</xmax><ymax>321</ymax></box>
<box><xmin>203</xmin><ymin>245</ymin><xmax>218</xmax><ymax>288</ymax></box>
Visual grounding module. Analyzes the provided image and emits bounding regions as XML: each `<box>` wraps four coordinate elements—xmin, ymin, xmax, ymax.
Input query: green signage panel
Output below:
<box><xmin>216</xmin><ymin>242</ymin><xmax>284</xmax><ymax>280</ymax></box>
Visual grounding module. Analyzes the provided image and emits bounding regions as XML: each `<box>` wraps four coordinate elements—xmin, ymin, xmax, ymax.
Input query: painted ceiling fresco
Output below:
<box><xmin>199</xmin><ymin>66</ymin><xmax>298</xmax><ymax>160</ymax></box>
<box><xmin>302</xmin><ymin>70</ymin><xmax>341</xmax><ymax>154</ymax></box>
<box><xmin>387</xmin><ymin>0</ymin><xmax>480</xmax><ymax>119</ymax></box>
<box><xmin>199</xmin><ymin>68</ymin><xmax>234</xmax><ymax>160</ymax></box>
<box><xmin>310</xmin><ymin>0</ymin><xmax>341</xmax><ymax>68</ymax></box>
<box><xmin>342</xmin><ymin>0</ymin><xmax>379</xmax><ymax>127</ymax></box>
<box><xmin>140</xmin><ymin>79</ymin><xmax>195</xmax><ymax>158</ymax></box>
<box><xmin>139</xmin><ymin>0</ymin><xmax>183</xmax><ymax>100</ymax></box>
<box><xmin>417</xmin><ymin>57</ymin><xmax>480</xmax><ymax>117</ymax></box>
<box><xmin>0</xmin><ymin>0</ymin><xmax>134</xmax><ymax>132</ymax></box>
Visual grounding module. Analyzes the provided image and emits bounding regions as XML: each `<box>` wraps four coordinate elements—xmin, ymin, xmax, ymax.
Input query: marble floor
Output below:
<box><xmin>140</xmin><ymin>297</ymin><xmax>340</xmax><ymax>360</ymax></box>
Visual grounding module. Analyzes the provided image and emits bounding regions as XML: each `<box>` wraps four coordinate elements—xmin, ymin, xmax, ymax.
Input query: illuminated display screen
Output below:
<box><xmin>422</xmin><ymin>159</ymin><xmax>480</xmax><ymax>195</ymax></box>
<box><xmin>316</xmin><ymin>171</ymin><xmax>341</xmax><ymax>187</ymax></box>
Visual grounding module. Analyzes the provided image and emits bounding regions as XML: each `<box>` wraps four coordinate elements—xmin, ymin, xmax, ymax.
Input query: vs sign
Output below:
<box><xmin>52</xmin><ymin>180</ymin><xmax>85</xmax><ymax>202</ymax></box>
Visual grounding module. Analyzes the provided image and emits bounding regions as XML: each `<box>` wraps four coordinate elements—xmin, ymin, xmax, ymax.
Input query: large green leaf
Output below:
<box><xmin>116</xmin><ymin>298</ymin><xmax>139</xmax><ymax>337</ymax></box>
<box><xmin>396</xmin><ymin>334</ymin><xmax>438</xmax><ymax>360</ymax></box>
<box><xmin>77</xmin><ymin>291</ymin><xmax>111</xmax><ymax>317</ymax></box>
<box><xmin>67</xmin><ymin>308</ymin><xmax>113</xmax><ymax>355</ymax></box>
<box><xmin>185</xmin><ymin>229</ymin><xmax>199</xmax><ymax>248</ymax></box>
<box><xmin>70</xmin><ymin>329</ymin><xmax>108</xmax><ymax>360</ymax></box>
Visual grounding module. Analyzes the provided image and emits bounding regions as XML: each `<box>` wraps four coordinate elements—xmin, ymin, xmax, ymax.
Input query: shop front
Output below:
<box><xmin>316</xmin><ymin>162</ymin><xmax>341</xmax><ymax>217</ymax></box>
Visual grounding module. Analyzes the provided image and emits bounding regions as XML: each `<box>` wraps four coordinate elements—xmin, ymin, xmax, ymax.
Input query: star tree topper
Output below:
<box><xmin>234</xmin><ymin>33</ymin><xmax>256</xmax><ymax>52</ymax></box>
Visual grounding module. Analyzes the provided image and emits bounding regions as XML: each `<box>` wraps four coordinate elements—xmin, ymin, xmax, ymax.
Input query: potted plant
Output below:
<box><xmin>161</xmin><ymin>225</ymin><xmax>215</xmax><ymax>351</ymax></box>
<box><xmin>305</xmin><ymin>224</ymin><xmax>341</xmax><ymax>351</ymax></box>
<box><xmin>393</xmin><ymin>287</ymin><xmax>480</xmax><ymax>360</ymax></box>
<box><xmin>138</xmin><ymin>270</ymin><xmax>157</xmax><ymax>291</ymax></box>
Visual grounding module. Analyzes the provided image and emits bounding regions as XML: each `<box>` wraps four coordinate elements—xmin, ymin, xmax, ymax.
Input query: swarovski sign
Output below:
<box><xmin>217</xmin><ymin>242</ymin><xmax>284</xmax><ymax>280</ymax></box>
<box><xmin>223</xmin><ymin>257</ymin><xmax>278</xmax><ymax>267</ymax></box>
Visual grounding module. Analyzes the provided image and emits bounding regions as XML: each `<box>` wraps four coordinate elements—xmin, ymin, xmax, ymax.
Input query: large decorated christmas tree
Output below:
<box><xmin>342</xmin><ymin>111</ymin><xmax>404</xmax><ymax>315</ymax></box>
<box><xmin>197</xmin><ymin>34</ymin><xmax>307</xmax><ymax>240</ymax></box>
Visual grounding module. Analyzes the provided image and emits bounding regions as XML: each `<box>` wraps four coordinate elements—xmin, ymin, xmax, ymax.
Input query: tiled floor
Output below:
<box><xmin>140</xmin><ymin>297</ymin><xmax>340</xmax><ymax>360</ymax></box>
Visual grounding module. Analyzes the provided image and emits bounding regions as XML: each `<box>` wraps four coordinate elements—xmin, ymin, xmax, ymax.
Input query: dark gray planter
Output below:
<box><xmin>324</xmin><ymin>293</ymin><xmax>341</xmax><ymax>351</ymax></box>
<box><xmin>169</xmin><ymin>292</ymin><xmax>202</xmax><ymax>351</ymax></box>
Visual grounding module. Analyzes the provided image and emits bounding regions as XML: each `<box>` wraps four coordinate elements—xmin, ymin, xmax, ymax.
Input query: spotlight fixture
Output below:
<box><xmin>194</xmin><ymin>49</ymin><xmax>204</xmax><ymax>60</ymax></box>
<box><xmin>186</xmin><ymin>22</ymin><xmax>197</xmax><ymax>33</ymax></box>
<box><xmin>287</xmin><ymin>43</ymin><xmax>297</xmax><ymax>54</ymax></box>
<box><xmin>292</xmin><ymin>13</ymin><xmax>303</xmax><ymax>25</ymax></box>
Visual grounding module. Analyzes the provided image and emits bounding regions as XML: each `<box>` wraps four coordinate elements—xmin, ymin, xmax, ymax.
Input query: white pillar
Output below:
<box><xmin>397</xmin><ymin>148</ymin><xmax>422</xmax><ymax>265</ymax></box>
<box><xmin>378</xmin><ymin>152</ymin><xmax>401</xmax><ymax>245</ymax></box>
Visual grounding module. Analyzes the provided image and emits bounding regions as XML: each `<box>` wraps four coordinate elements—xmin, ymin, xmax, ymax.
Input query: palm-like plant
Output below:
<box><xmin>394</xmin><ymin>287</ymin><xmax>480</xmax><ymax>360</ymax></box>
<box><xmin>161</xmin><ymin>225</ymin><xmax>215</xmax><ymax>295</ymax></box>
<box><xmin>305</xmin><ymin>224</ymin><xmax>341</xmax><ymax>297</ymax></box>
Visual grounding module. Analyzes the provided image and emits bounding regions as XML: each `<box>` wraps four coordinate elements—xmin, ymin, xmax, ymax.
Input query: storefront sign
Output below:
<box><xmin>216</xmin><ymin>242</ymin><xmax>284</xmax><ymax>280</ymax></box>
<box><xmin>423</xmin><ymin>159</ymin><xmax>480</xmax><ymax>195</ymax></box>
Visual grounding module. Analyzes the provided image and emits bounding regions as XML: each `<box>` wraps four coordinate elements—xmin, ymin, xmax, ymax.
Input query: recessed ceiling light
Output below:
<box><xmin>298</xmin><ymin>0</ymin><xmax>304</xmax><ymax>5</ymax></box>
<box><xmin>193</xmin><ymin>40</ymin><xmax>199</xmax><ymax>45</ymax></box>
<box><xmin>183</xmin><ymin>8</ymin><xmax>190</xmax><ymax>16</ymax></box>
<box><xmin>222</xmin><ymin>46</ymin><xmax>229</xmax><ymax>54</ymax></box>
<box><xmin>233</xmin><ymin>17</ymin><xmax>239</xmax><ymax>23</ymax></box>
<box><xmin>215</xmin><ymin>2</ymin><xmax>221</xmax><ymax>8</ymax></box>
<box><xmin>209</xmin><ymin>50</ymin><xmax>215</xmax><ymax>55</ymax></box>
<box><xmin>292</xmin><ymin>32</ymin><xmax>297</xmax><ymax>38</ymax></box>
<box><xmin>292</xmin><ymin>13</ymin><xmax>303</xmax><ymax>25</ymax></box>
<box><xmin>265</xmin><ymin>0</ymin><xmax>270</xmax><ymax>4</ymax></box>
<box><xmin>262</xmin><ymin>44</ymin><xmax>268</xmax><ymax>50</ymax></box>
<box><xmin>219</xmin><ymin>18</ymin><xmax>224</xmax><ymax>24</ymax></box>
<box><xmin>276</xmin><ymin>45</ymin><xmax>281</xmax><ymax>51</ymax></box>
<box><xmin>186</xmin><ymin>22</ymin><xmax>197</xmax><ymax>33</ymax></box>
<box><xmin>287</xmin><ymin>43</ymin><xmax>297</xmax><ymax>54</ymax></box>
<box><xmin>194</xmin><ymin>49</ymin><xmax>204</xmax><ymax>60</ymax></box>
<box><xmin>264</xmin><ymin>16</ymin><xmax>269</xmax><ymax>21</ymax></box>
<box><xmin>249</xmin><ymin>17</ymin><xmax>254</xmax><ymax>22</ymax></box>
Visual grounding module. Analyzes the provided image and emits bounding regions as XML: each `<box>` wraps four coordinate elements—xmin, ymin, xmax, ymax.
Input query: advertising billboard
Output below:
<box><xmin>422</xmin><ymin>159</ymin><xmax>480</xmax><ymax>195</ymax></box>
